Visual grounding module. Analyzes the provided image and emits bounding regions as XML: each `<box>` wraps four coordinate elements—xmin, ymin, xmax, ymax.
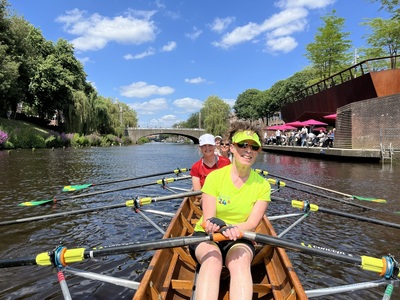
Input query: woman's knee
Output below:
<box><xmin>196</xmin><ymin>243</ymin><xmax>223</xmax><ymax>266</ymax></box>
<box><xmin>225</xmin><ymin>244</ymin><xmax>253</xmax><ymax>269</ymax></box>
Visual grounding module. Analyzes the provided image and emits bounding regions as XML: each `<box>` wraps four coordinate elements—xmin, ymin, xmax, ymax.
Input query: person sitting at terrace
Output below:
<box><xmin>316</xmin><ymin>130</ymin><xmax>326</xmax><ymax>147</ymax></box>
<box><xmin>300</xmin><ymin>126</ymin><xmax>308</xmax><ymax>147</ymax></box>
<box><xmin>275</xmin><ymin>129</ymin><xmax>281</xmax><ymax>145</ymax></box>
<box><xmin>325</xmin><ymin>129</ymin><xmax>335</xmax><ymax>147</ymax></box>
<box><xmin>307</xmin><ymin>131</ymin><xmax>316</xmax><ymax>146</ymax></box>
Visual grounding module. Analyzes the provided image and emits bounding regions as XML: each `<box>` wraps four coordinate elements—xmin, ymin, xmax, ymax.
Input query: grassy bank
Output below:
<box><xmin>0</xmin><ymin>118</ymin><xmax>136</xmax><ymax>149</ymax></box>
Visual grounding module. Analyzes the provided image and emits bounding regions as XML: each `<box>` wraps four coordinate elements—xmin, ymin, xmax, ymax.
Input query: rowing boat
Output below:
<box><xmin>133</xmin><ymin>196</ymin><xmax>307</xmax><ymax>299</ymax></box>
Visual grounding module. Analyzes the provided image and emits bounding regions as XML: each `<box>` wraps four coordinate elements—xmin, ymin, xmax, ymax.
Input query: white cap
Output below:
<box><xmin>214</xmin><ymin>135</ymin><xmax>222</xmax><ymax>140</ymax></box>
<box><xmin>199</xmin><ymin>134</ymin><xmax>215</xmax><ymax>146</ymax></box>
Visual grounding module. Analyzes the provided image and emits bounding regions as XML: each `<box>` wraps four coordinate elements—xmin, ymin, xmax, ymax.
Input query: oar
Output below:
<box><xmin>1</xmin><ymin>191</ymin><xmax>201</xmax><ymax>226</ymax></box>
<box><xmin>19</xmin><ymin>176</ymin><xmax>192</xmax><ymax>206</ymax></box>
<box><xmin>266</xmin><ymin>170</ymin><xmax>387</xmax><ymax>203</ymax></box>
<box><xmin>64</xmin><ymin>266</ymin><xmax>140</xmax><ymax>290</ymax></box>
<box><xmin>271</xmin><ymin>195</ymin><xmax>400</xmax><ymax>230</ymax></box>
<box><xmin>239</xmin><ymin>231</ymin><xmax>400</xmax><ymax>279</ymax></box>
<box><xmin>306</xmin><ymin>279</ymin><xmax>398</xmax><ymax>298</ymax></box>
<box><xmin>62</xmin><ymin>168</ymin><xmax>190</xmax><ymax>192</ymax></box>
<box><xmin>2</xmin><ymin>231</ymin><xmax>399</xmax><ymax>280</ymax></box>
<box><xmin>270</xmin><ymin>177</ymin><xmax>382</xmax><ymax>211</ymax></box>
<box><xmin>0</xmin><ymin>231</ymin><xmax>221</xmax><ymax>268</ymax></box>
<box><xmin>257</xmin><ymin>170</ymin><xmax>381</xmax><ymax>211</ymax></box>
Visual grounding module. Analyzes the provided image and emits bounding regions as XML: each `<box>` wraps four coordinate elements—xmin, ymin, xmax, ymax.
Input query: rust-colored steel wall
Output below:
<box><xmin>281</xmin><ymin>69</ymin><xmax>400</xmax><ymax>122</ymax></box>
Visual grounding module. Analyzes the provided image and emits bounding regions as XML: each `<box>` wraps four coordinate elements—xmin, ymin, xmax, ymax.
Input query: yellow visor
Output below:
<box><xmin>232</xmin><ymin>131</ymin><xmax>261</xmax><ymax>147</ymax></box>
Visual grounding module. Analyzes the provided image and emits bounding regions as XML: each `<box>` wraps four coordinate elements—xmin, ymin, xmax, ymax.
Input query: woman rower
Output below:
<box><xmin>190</xmin><ymin>133</ymin><xmax>231</xmax><ymax>193</ymax></box>
<box><xmin>189</xmin><ymin>121</ymin><xmax>271</xmax><ymax>300</ymax></box>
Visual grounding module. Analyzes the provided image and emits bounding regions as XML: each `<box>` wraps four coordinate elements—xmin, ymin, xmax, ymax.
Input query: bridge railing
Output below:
<box><xmin>286</xmin><ymin>55</ymin><xmax>400</xmax><ymax>104</ymax></box>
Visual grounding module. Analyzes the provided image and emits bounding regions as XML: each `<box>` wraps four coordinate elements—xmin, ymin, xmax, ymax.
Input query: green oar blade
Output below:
<box><xmin>62</xmin><ymin>184</ymin><xmax>93</xmax><ymax>192</ymax></box>
<box><xmin>352</xmin><ymin>195</ymin><xmax>387</xmax><ymax>203</ymax></box>
<box><xmin>18</xmin><ymin>199</ymin><xmax>54</xmax><ymax>207</ymax></box>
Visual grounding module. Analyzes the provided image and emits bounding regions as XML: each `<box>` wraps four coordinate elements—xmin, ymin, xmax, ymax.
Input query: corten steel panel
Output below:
<box><xmin>370</xmin><ymin>69</ymin><xmax>400</xmax><ymax>96</ymax></box>
<box><xmin>280</xmin><ymin>70</ymin><xmax>400</xmax><ymax>122</ymax></box>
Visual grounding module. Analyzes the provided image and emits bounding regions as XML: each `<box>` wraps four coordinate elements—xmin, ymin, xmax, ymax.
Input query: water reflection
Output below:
<box><xmin>0</xmin><ymin>145</ymin><xmax>399</xmax><ymax>299</ymax></box>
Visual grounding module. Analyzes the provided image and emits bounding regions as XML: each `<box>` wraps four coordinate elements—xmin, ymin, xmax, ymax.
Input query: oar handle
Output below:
<box><xmin>201</xmin><ymin>222</ymin><xmax>244</xmax><ymax>241</ymax></box>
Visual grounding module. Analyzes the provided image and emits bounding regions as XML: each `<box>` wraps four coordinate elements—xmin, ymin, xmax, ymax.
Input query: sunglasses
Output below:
<box><xmin>221</xmin><ymin>142</ymin><xmax>230</xmax><ymax>146</ymax></box>
<box><xmin>235</xmin><ymin>142</ymin><xmax>260</xmax><ymax>151</ymax></box>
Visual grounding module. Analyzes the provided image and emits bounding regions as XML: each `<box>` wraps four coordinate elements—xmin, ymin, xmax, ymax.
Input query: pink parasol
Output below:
<box><xmin>323</xmin><ymin>113</ymin><xmax>337</xmax><ymax>120</ymax></box>
<box><xmin>266</xmin><ymin>125</ymin><xmax>280</xmax><ymax>130</ymax></box>
<box><xmin>267</xmin><ymin>124</ymin><xmax>297</xmax><ymax>131</ymax></box>
<box><xmin>285</xmin><ymin>121</ymin><xmax>306</xmax><ymax>127</ymax></box>
<box><xmin>302</xmin><ymin>119</ymin><xmax>328</xmax><ymax>126</ymax></box>
<box><xmin>279</xmin><ymin>124</ymin><xmax>297</xmax><ymax>130</ymax></box>
<box><xmin>312</xmin><ymin>126</ymin><xmax>327</xmax><ymax>132</ymax></box>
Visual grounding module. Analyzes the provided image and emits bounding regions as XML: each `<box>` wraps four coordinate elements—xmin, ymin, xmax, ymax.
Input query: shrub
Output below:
<box><xmin>122</xmin><ymin>136</ymin><xmax>133</xmax><ymax>145</ymax></box>
<box><xmin>45</xmin><ymin>135</ymin><xmax>63</xmax><ymax>148</ymax></box>
<box><xmin>87</xmin><ymin>134</ymin><xmax>102</xmax><ymax>146</ymax></box>
<box><xmin>0</xmin><ymin>130</ymin><xmax>8</xmax><ymax>148</ymax></box>
<box><xmin>137</xmin><ymin>137</ymin><xmax>150</xmax><ymax>144</ymax></box>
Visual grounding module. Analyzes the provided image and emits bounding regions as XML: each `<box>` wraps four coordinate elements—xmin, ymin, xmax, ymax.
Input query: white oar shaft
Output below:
<box><xmin>278</xmin><ymin>213</ymin><xmax>309</xmax><ymax>237</ymax></box>
<box><xmin>306</xmin><ymin>279</ymin><xmax>390</xmax><ymax>298</ymax></box>
<box><xmin>136</xmin><ymin>210</ymin><xmax>166</xmax><ymax>235</ymax></box>
<box><xmin>267</xmin><ymin>212</ymin><xmax>304</xmax><ymax>220</ymax></box>
<box><xmin>65</xmin><ymin>267</ymin><xmax>140</xmax><ymax>289</ymax></box>
<box><xmin>141</xmin><ymin>209</ymin><xmax>175</xmax><ymax>217</ymax></box>
<box><xmin>274</xmin><ymin>175</ymin><xmax>352</xmax><ymax>198</ymax></box>
<box><xmin>57</xmin><ymin>269</ymin><xmax>72</xmax><ymax>300</ymax></box>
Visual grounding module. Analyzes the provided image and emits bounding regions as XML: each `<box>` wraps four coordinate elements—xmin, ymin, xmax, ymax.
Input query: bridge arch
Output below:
<box><xmin>125</xmin><ymin>128</ymin><xmax>206</xmax><ymax>144</ymax></box>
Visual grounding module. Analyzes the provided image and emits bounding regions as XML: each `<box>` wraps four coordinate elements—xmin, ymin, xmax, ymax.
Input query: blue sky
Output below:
<box><xmin>8</xmin><ymin>0</ymin><xmax>388</xmax><ymax>127</ymax></box>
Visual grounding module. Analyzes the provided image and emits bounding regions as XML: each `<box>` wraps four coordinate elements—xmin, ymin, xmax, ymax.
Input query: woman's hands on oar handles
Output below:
<box><xmin>203</xmin><ymin>218</ymin><xmax>242</xmax><ymax>241</ymax></box>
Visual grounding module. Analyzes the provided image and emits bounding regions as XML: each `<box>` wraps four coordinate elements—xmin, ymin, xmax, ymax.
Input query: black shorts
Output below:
<box><xmin>188</xmin><ymin>231</ymin><xmax>255</xmax><ymax>265</ymax></box>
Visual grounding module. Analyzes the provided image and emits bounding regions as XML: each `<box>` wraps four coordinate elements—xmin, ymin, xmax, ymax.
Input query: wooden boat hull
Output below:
<box><xmin>133</xmin><ymin>197</ymin><xmax>307</xmax><ymax>300</ymax></box>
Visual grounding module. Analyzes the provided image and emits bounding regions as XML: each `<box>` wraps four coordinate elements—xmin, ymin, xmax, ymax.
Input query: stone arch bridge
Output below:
<box><xmin>125</xmin><ymin>127</ymin><xmax>206</xmax><ymax>144</ymax></box>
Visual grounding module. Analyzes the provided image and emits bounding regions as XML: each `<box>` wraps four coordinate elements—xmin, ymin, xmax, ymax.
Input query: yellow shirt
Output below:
<box><xmin>194</xmin><ymin>165</ymin><xmax>271</xmax><ymax>232</ymax></box>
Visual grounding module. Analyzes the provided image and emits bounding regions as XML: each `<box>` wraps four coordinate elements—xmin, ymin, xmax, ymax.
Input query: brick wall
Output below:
<box><xmin>335</xmin><ymin>94</ymin><xmax>400</xmax><ymax>149</ymax></box>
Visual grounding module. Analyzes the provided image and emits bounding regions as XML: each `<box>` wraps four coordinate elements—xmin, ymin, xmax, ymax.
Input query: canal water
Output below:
<box><xmin>0</xmin><ymin>143</ymin><xmax>399</xmax><ymax>299</ymax></box>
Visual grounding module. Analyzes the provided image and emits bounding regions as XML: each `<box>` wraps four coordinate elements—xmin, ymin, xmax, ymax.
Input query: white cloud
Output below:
<box><xmin>56</xmin><ymin>9</ymin><xmax>158</xmax><ymax>51</ymax></box>
<box><xmin>213</xmin><ymin>22</ymin><xmax>261</xmax><ymax>48</ymax></box>
<box><xmin>222</xmin><ymin>98</ymin><xmax>236</xmax><ymax>109</ymax></box>
<box><xmin>266</xmin><ymin>36</ymin><xmax>298</xmax><ymax>53</ymax></box>
<box><xmin>184</xmin><ymin>77</ymin><xmax>206</xmax><ymax>84</ymax></box>
<box><xmin>185</xmin><ymin>26</ymin><xmax>203</xmax><ymax>41</ymax></box>
<box><xmin>214</xmin><ymin>8</ymin><xmax>308</xmax><ymax>49</ymax></box>
<box><xmin>120</xmin><ymin>81</ymin><xmax>174</xmax><ymax>98</ymax></box>
<box><xmin>149</xmin><ymin>114</ymin><xmax>181</xmax><ymax>127</ymax></box>
<box><xmin>173</xmin><ymin>97</ymin><xmax>203</xmax><ymax>112</ymax></box>
<box><xmin>129</xmin><ymin>98</ymin><xmax>168</xmax><ymax>115</ymax></box>
<box><xmin>124</xmin><ymin>47</ymin><xmax>155</xmax><ymax>60</ymax></box>
<box><xmin>275</xmin><ymin>0</ymin><xmax>336</xmax><ymax>9</ymax></box>
<box><xmin>77</xmin><ymin>56</ymin><xmax>91</xmax><ymax>65</ymax></box>
<box><xmin>161</xmin><ymin>41</ymin><xmax>177</xmax><ymax>52</ymax></box>
<box><xmin>209</xmin><ymin>17</ymin><xmax>235</xmax><ymax>33</ymax></box>
<box><xmin>267</xmin><ymin>19</ymin><xmax>307</xmax><ymax>38</ymax></box>
<box><xmin>211</xmin><ymin>1</ymin><xmax>334</xmax><ymax>54</ymax></box>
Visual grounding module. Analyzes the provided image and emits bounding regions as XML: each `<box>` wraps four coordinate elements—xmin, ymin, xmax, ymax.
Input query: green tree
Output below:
<box><xmin>363</xmin><ymin>17</ymin><xmax>400</xmax><ymax>68</ymax></box>
<box><xmin>305</xmin><ymin>10</ymin><xmax>352</xmax><ymax>80</ymax></box>
<box><xmin>201</xmin><ymin>95</ymin><xmax>230</xmax><ymax>135</ymax></box>
<box><xmin>371</xmin><ymin>0</ymin><xmax>400</xmax><ymax>18</ymax></box>
<box><xmin>183</xmin><ymin>112</ymin><xmax>204</xmax><ymax>128</ymax></box>
<box><xmin>233</xmin><ymin>89</ymin><xmax>263</xmax><ymax>120</ymax></box>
